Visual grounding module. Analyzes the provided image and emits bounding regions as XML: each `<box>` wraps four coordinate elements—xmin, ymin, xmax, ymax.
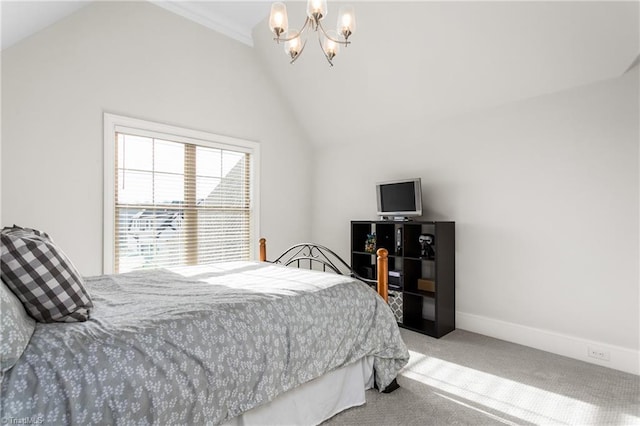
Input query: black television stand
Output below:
<box><xmin>351</xmin><ymin>220</ymin><xmax>455</xmax><ymax>338</ymax></box>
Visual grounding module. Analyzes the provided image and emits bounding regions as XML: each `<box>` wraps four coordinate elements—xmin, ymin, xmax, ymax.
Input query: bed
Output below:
<box><xmin>1</xmin><ymin>230</ymin><xmax>408</xmax><ymax>425</ymax></box>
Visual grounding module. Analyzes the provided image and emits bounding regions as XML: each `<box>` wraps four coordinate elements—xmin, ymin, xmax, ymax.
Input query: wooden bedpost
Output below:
<box><xmin>375</xmin><ymin>248</ymin><xmax>401</xmax><ymax>392</ymax></box>
<box><xmin>376</xmin><ymin>248</ymin><xmax>389</xmax><ymax>303</ymax></box>
<box><xmin>259</xmin><ymin>238</ymin><xmax>267</xmax><ymax>262</ymax></box>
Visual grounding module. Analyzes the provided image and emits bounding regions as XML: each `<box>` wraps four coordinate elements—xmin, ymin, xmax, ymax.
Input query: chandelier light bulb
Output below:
<box><xmin>284</xmin><ymin>30</ymin><xmax>302</xmax><ymax>59</ymax></box>
<box><xmin>337</xmin><ymin>5</ymin><xmax>356</xmax><ymax>40</ymax></box>
<box><xmin>323</xmin><ymin>30</ymin><xmax>340</xmax><ymax>61</ymax></box>
<box><xmin>269</xmin><ymin>3</ymin><xmax>288</xmax><ymax>37</ymax></box>
<box><xmin>307</xmin><ymin>0</ymin><xmax>327</xmax><ymax>22</ymax></box>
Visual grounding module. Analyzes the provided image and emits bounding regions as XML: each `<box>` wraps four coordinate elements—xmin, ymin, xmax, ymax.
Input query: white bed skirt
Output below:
<box><xmin>225</xmin><ymin>356</ymin><xmax>375</xmax><ymax>426</ymax></box>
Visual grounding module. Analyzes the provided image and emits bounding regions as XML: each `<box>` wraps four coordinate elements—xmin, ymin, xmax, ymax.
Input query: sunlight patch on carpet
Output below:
<box><xmin>401</xmin><ymin>350</ymin><xmax>638</xmax><ymax>425</ymax></box>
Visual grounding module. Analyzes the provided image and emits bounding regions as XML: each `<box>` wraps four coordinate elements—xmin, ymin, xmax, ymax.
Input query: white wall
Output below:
<box><xmin>1</xmin><ymin>1</ymin><xmax>313</xmax><ymax>275</ymax></box>
<box><xmin>310</xmin><ymin>69</ymin><xmax>639</xmax><ymax>373</ymax></box>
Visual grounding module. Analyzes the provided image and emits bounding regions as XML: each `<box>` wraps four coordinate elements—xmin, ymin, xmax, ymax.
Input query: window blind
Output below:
<box><xmin>114</xmin><ymin>133</ymin><xmax>251</xmax><ymax>273</ymax></box>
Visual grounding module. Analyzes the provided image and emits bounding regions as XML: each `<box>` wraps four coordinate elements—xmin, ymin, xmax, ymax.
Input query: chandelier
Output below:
<box><xmin>268</xmin><ymin>0</ymin><xmax>356</xmax><ymax>66</ymax></box>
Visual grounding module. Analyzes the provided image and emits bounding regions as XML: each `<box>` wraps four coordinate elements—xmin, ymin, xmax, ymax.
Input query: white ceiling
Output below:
<box><xmin>253</xmin><ymin>1</ymin><xmax>639</xmax><ymax>146</ymax></box>
<box><xmin>1</xmin><ymin>0</ymin><xmax>269</xmax><ymax>50</ymax></box>
<box><xmin>2</xmin><ymin>1</ymin><xmax>638</xmax><ymax>148</ymax></box>
<box><xmin>1</xmin><ymin>1</ymin><xmax>89</xmax><ymax>50</ymax></box>
<box><xmin>151</xmin><ymin>1</ymin><xmax>270</xmax><ymax>46</ymax></box>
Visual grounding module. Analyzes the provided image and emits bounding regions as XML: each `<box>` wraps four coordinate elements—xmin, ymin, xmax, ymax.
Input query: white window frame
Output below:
<box><xmin>103</xmin><ymin>113</ymin><xmax>260</xmax><ymax>274</ymax></box>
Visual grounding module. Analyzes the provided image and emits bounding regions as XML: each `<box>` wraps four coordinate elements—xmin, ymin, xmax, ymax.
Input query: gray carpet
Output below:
<box><xmin>324</xmin><ymin>329</ymin><xmax>639</xmax><ymax>425</ymax></box>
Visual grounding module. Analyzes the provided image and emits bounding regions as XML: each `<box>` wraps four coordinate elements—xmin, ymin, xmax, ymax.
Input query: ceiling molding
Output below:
<box><xmin>151</xmin><ymin>1</ymin><xmax>255</xmax><ymax>47</ymax></box>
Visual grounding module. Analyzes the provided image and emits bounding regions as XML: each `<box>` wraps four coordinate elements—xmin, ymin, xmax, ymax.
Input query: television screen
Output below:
<box><xmin>380</xmin><ymin>182</ymin><xmax>416</xmax><ymax>212</ymax></box>
<box><xmin>376</xmin><ymin>178</ymin><xmax>422</xmax><ymax>218</ymax></box>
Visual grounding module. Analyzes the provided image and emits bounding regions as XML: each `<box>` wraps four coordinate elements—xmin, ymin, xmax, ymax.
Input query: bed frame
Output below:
<box><xmin>259</xmin><ymin>238</ymin><xmax>390</xmax><ymax>303</ymax></box>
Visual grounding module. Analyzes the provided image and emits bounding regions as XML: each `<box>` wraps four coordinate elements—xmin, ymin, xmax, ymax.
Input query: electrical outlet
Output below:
<box><xmin>587</xmin><ymin>347</ymin><xmax>610</xmax><ymax>361</ymax></box>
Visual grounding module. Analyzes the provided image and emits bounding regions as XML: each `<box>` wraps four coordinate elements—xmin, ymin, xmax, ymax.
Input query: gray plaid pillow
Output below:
<box><xmin>0</xmin><ymin>226</ymin><xmax>93</xmax><ymax>322</ymax></box>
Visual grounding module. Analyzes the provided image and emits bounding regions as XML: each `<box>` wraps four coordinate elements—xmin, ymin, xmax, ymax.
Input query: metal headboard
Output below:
<box><xmin>270</xmin><ymin>242</ymin><xmax>377</xmax><ymax>287</ymax></box>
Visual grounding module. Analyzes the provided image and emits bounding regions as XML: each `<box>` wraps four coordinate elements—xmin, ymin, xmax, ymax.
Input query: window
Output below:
<box><xmin>104</xmin><ymin>114</ymin><xmax>259</xmax><ymax>274</ymax></box>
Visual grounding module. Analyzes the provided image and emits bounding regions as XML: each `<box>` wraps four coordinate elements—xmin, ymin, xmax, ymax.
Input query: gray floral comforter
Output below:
<box><xmin>1</xmin><ymin>261</ymin><xmax>409</xmax><ymax>425</ymax></box>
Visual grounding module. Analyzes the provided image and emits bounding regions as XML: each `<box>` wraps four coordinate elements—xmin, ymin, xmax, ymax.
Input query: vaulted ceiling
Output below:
<box><xmin>252</xmin><ymin>1</ymin><xmax>639</xmax><ymax>146</ymax></box>
<box><xmin>2</xmin><ymin>1</ymin><xmax>638</xmax><ymax>147</ymax></box>
<box><xmin>0</xmin><ymin>1</ymin><xmax>269</xmax><ymax>50</ymax></box>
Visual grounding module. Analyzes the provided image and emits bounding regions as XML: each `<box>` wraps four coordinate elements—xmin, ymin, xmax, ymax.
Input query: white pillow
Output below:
<box><xmin>1</xmin><ymin>280</ymin><xmax>35</xmax><ymax>373</ymax></box>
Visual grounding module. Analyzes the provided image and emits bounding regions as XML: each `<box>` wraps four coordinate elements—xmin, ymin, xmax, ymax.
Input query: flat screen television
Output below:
<box><xmin>376</xmin><ymin>178</ymin><xmax>423</xmax><ymax>220</ymax></box>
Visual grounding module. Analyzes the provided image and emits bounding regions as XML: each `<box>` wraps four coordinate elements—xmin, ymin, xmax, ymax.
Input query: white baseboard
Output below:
<box><xmin>456</xmin><ymin>311</ymin><xmax>639</xmax><ymax>376</ymax></box>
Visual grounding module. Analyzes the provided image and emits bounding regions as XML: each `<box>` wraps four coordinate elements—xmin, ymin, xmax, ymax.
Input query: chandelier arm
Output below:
<box><xmin>317</xmin><ymin>20</ymin><xmax>350</xmax><ymax>46</ymax></box>
<box><xmin>290</xmin><ymin>39</ymin><xmax>308</xmax><ymax>64</ymax></box>
<box><xmin>274</xmin><ymin>17</ymin><xmax>312</xmax><ymax>43</ymax></box>
<box><xmin>318</xmin><ymin>35</ymin><xmax>334</xmax><ymax>67</ymax></box>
